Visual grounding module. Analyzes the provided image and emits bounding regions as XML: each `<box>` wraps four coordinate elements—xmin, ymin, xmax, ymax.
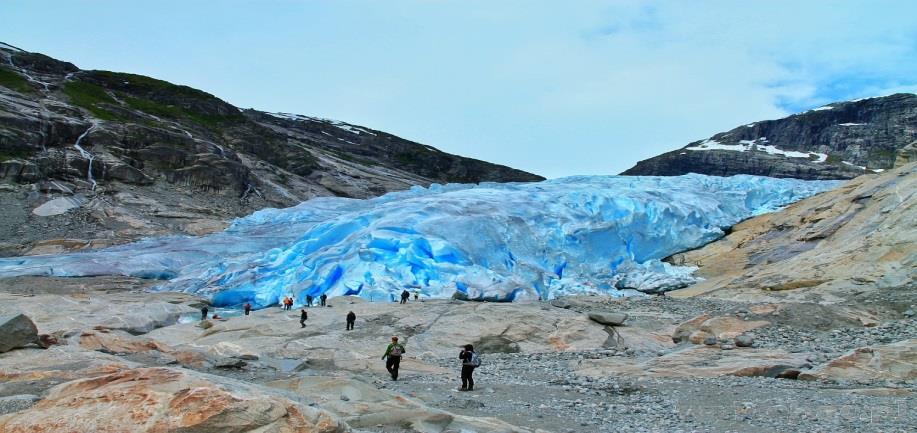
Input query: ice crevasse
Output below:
<box><xmin>0</xmin><ymin>174</ymin><xmax>840</xmax><ymax>307</ymax></box>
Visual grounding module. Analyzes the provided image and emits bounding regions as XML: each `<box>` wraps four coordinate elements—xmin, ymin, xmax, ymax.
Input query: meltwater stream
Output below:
<box><xmin>0</xmin><ymin>175</ymin><xmax>840</xmax><ymax>307</ymax></box>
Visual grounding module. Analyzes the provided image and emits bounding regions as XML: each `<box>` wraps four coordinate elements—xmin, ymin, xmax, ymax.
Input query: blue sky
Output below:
<box><xmin>4</xmin><ymin>1</ymin><xmax>916</xmax><ymax>178</ymax></box>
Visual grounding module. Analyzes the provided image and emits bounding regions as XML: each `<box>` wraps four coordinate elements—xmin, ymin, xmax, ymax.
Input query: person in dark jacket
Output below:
<box><xmin>320</xmin><ymin>293</ymin><xmax>327</xmax><ymax>306</ymax></box>
<box><xmin>201</xmin><ymin>306</ymin><xmax>208</xmax><ymax>321</ymax></box>
<box><xmin>306</xmin><ymin>295</ymin><xmax>313</xmax><ymax>307</ymax></box>
<box><xmin>400</xmin><ymin>289</ymin><xmax>410</xmax><ymax>304</ymax></box>
<box><xmin>300</xmin><ymin>309</ymin><xmax>308</xmax><ymax>328</ymax></box>
<box><xmin>459</xmin><ymin>344</ymin><xmax>477</xmax><ymax>391</ymax></box>
<box><xmin>243</xmin><ymin>302</ymin><xmax>252</xmax><ymax>316</ymax></box>
<box><xmin>346</xmin><ymin>311</ymin><xmax>356</xmax><ymax>330</ymax></box>
<box><xmin>382</xmin><ymin>336</ymin><xmax>405</xmax><ymax>380</ymax></box>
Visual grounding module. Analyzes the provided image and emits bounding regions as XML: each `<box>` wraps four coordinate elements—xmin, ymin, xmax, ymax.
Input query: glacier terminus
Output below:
<box><xmin>0</xmin><ymin>174</ymin><xmax>840</xmax><ymax>307</ymax></box>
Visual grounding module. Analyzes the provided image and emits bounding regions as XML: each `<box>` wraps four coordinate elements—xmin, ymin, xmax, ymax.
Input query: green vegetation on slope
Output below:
<box><xmin>62</xmin><ymin>81</ymin><xmax>123</xmax><ymax>121</ymax></box>
<box><xmin>0</xmin><ymin>67</ymin><xmax>33</xmax><ymax>93</ymax></box>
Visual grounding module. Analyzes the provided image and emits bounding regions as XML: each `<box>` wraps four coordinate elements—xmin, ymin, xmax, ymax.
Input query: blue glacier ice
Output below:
<box><xmin>0</xmin><ymin>175</ymin><xmax>840</xmax><ymax>307</ymax></box>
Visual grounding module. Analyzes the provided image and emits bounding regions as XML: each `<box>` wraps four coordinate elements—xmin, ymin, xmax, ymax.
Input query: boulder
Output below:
<box><xmin>588</xmin><ymin>312</ymin><xmax>629</xmax><ymax>326</ymax></box>
<box><xmin>735</xmin><ymin>334</ymin><xmax>755</xmax><ymax>348</ymax></box>
<box><xmin>0</xmin><ymin>314</ymin><xmax>38</xmax><ymax>353</ymax></box>
<box><xmin>550</xmin><ymin>299</ymin><xmax>572</xmax><ymax>309</ymax></box>
<box><xmin>36</xmin><ymin>334</ymin><xmax>59</xmax><ymax>349</ymax></box>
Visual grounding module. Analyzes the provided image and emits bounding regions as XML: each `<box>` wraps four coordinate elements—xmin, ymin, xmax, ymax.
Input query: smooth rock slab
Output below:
<box><xmin>31</xmin><ymin>195</ymin><xmax>86</xmax><ymax>217</ymax></box>
<box><xmin>799</xmin><ymin>339</ymin><xmax>917</xmax><ymax>383</ymax></box>
<box><xmin>577</xmin><ymin>345</ymin><xmax>811</xmax><ymax>379</ymax></box>
<box><xmin>672</xmin><ymin>314</ymin><xmax>770</xmax><ymax>344</ymax></box>
<box><xmin>0</xmin><ymin>367</ymin><xmax>347</xmax><ymax>433</ymax></box>
<box><xmin>0</xmin><ymin>314</ymin><xmax>38</xmax><ymax>353</ymax></box>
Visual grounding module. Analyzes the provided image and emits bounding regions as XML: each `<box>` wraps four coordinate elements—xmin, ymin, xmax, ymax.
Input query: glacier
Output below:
<box><xmin>0</xmin><ymin>174</ymin><xmax>840</xmax><ymax>307</ymax></box>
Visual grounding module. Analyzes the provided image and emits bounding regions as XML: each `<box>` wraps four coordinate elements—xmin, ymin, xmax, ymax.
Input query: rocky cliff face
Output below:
<box><xmin>622</xmin><ymin>94</ymin><xmax>917</xmax><ymax>180</ymax></box>
<box><xmin>669</xmin><ymin>161</ymin><xmax>916</xmax><ymax>302</ymax></box>
<box><xmin>0</xmin><ymin>42</ymin><xmax>542</xmax><ymax>255</ymax></box>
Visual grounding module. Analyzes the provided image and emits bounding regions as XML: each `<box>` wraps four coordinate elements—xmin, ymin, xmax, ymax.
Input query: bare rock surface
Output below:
<box><xmin>670</xmin><ymin>162</ymin><xmax>917</xmax><ymax>304</ymax></box>
<box><xmin>0</xmin><ymin>367</ymin><xmax>347</xmax><ymax>433</ymax></box>
<box><xmin>799</xmin><ymin>339</ymin><xmax>917</xmax><ymax>384</ymax></box>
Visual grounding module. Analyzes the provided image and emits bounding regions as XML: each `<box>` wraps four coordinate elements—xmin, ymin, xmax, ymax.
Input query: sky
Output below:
<box><xmin>4</xmin><ymin>1</ymin><xmax>917</xmax><ymax>178</ymax></box>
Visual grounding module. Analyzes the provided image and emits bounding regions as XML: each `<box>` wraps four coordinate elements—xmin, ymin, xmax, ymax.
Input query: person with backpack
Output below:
<box><xmin>320</xmin><ymin>293</ymin><xmax>327</xmax><ymax>307</ymax></box>
<box><xmin>459</xmin><ymin>344</ymin><xmax>480</xmax><ymax>391</ymax></box>
<box><xmin>400</xmin><ymin>289</ymin><xmax>410</xmax><ymax>304</ymax></box>
<box><xmin>346</xmin><ymin>311</ymin><xmax>356</xmax><ymax>330</ymax></box>
<box><xmin>243</xmin><ymin>302</ymin><xmax>252</xmax><ymax>316</ymax></box>
<box><xmin>306</xmin><ymin>295</ymin><xmax>313</xmax><ymax>307</ymax></box>
<box><xmin>200</xmin><ymin>306</ymin><xmax>208</xmax><ymax>321</ymax></box>
<box><xmin>300</xmin><ymin>308</ymin><xmax>308</xmax><ymax>328</ymax></box>
<box><xmin>382</xmin><ymin>336</ymin><xmax>406</xmax><ymax>380</ymax></box>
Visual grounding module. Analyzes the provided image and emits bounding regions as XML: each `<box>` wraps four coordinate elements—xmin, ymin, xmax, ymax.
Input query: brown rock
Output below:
<box><xmin>672</xmin><ymin>314</ymin><xmax>769</xmax><ymax>344</ymax></box>
<box><xmin>0</xmin><ymin>367</ymin><xmax>347</xmax><ymax>433</ymax></box>
<box><xmin>80</xmin><ymin>330</ymin><xmax>173</xmax><ymax>354</ymax></box>
<box><xmin>799</xmin><ymin>340</ymin><xmax>917</xmax><ymax>383</ymax></box>
<box><xmin>35</xmin><ymin>334</ymin><xmax>59</xmax><ymax>349</ymax></box>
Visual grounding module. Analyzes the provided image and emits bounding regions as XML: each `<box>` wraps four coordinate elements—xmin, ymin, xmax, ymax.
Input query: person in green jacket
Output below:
<box><xmin>382</xmin><ymin>336</ymin><xmax>406</xmax><ymax>380</ymax></box>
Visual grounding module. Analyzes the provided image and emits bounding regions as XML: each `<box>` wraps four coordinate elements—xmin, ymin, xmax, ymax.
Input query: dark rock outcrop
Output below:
<box><xmin>623</xmin><ymin>94</ymin><xmax>917</xmax><ymax>180</ymax></box>
<box><xmin>0</xmin><ymin>313</ymin><xmax>38</xmax><ymax>352</ymax></box>
<box><xmin>0</xmin><ymin>42</ymin><xmax>542</xmax><ymax>252</ymax></box>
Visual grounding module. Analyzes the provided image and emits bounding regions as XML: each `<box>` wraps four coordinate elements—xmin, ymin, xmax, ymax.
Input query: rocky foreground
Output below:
<box><xmin>0</xmin><ymin>274</ymin><xmax>914</xmax><ymax>432</ymax></box>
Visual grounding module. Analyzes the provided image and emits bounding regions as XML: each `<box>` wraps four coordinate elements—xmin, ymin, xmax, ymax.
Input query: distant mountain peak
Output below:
<box><xmin>623</xmin><ymin>93</ymin><xmax>917</xmax><ymax>180</ymax></box>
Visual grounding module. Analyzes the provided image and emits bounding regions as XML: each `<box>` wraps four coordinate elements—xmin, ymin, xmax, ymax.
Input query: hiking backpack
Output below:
<box><xmin>470</xmin><ymin>351</ymin><xmax>482</xmax><ymax>367</ymax></box>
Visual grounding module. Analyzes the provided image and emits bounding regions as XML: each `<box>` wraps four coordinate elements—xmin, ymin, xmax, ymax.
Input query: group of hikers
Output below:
<box><xmin>381</xmin><ymin>337</ymin><xmax>479</xmax><ymax>390</ymax></box>
<box><xmin>198</xmin><ymin>289</ymin><xmax>480</xmax><ymax>391</ymax></box>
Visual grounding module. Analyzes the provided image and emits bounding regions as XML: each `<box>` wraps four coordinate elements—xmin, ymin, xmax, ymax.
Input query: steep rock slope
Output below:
<box><xmin>669</xmin><ymin>161</ymin><xmax>916</xmax><ymax>302</ymax></box>
<box><xmin>623</xmin><ymin>94</ymin><xmax>917</xmax><ymax>180</ymax></box>
<box><xmin>0</xmin><ymin>42</ymin><xmax>541</xmax><ymax>254</ymax></box>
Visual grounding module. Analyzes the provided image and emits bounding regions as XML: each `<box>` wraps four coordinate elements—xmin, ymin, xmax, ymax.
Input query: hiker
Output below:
<box><xmin>306</xmin><ymin>295</ymin><xmax>313</xmax><ymax>307</ymax></box>
<box><xmin>400</xmin><ymin>289</ymin><xmax>410</xmax><ymax>304</ymax></box>
<box><xmin>201</xmin><ymin>306</ymin><xmax>208</xmax><ymax>320</ymax></box>
<box><xmin>382</xmin><ymin>336</ymin><xmax>405</xmax><ymax>380</ymax></box>
<box><xmin>346</xmin><ymin>311</ymin><xmax>356</xmax><ymax>330</ymax></box>
<box><xmin>320</xmin><ymin>293</ymin><xmax>327</xmax><ymax>307</ymax></box>
<box><xmin>281</xmin><ymin>297</ymin><xmax>289</xmax><ymax>310</ymax></box>
<box><xmin>243</xmin><ymin>302</ymin><xmax>252</xmax><ymax>316</ymax></box>
<box><xmin>459</xmin><ymin>344</ymin><xmax>480</xmax><ymax>391</ymax></box>
<box><xmin>413</xmin><ymin>290</ymin><xmax>419</xmax><ymax>301</ymax></box>
<box><xmin>300</xmin><ymin>308</ymin><xmax>308</xmax><ymax>328</ymax></box>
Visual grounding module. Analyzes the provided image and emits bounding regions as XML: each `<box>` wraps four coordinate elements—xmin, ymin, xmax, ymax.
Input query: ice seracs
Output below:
<box><xmin>0</xmin><ymin>174</ymin><xmax>840</xmax><ymax>306</ymax></box>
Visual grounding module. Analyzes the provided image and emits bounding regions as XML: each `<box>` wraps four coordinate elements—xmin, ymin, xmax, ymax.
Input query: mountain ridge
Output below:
<box><xmin>622</xmin><ymin>93</ymin><xmax>917</xmax><ymax>179</ymax></box>
<box><xmin>0</xmin><ymin>43</ymin><xmax>542</xmax><ymax>255</ymax></box>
